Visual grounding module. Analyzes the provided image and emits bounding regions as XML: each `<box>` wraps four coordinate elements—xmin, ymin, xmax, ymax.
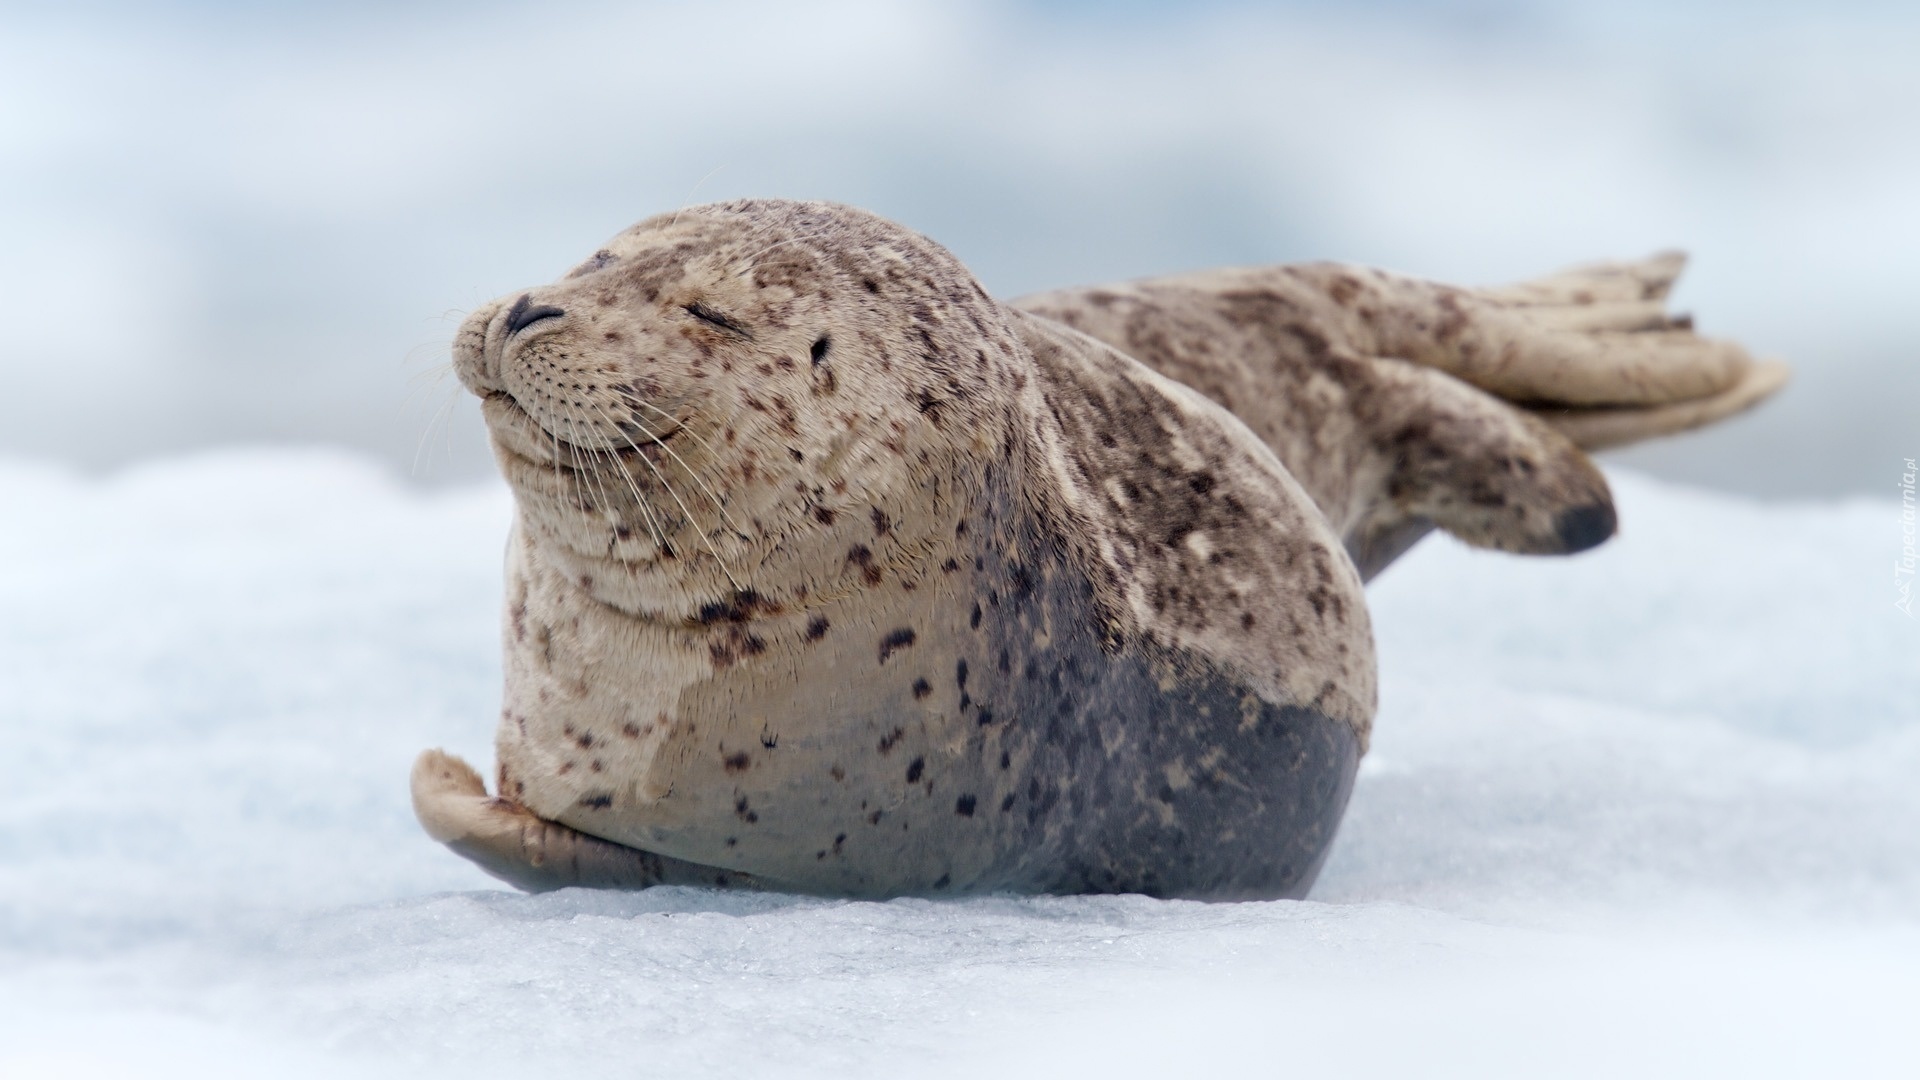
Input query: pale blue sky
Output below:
<box><xmin>2</xmin><ymin>0</ymin><xmax>1913</xmax><ymax>494</ymax></box>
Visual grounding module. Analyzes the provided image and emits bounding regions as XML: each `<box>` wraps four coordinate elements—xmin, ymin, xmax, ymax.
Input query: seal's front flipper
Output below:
<box><xmin>1353</xmin><ymin>357</ymin><xmax>1616</xmax><ymax>566</ymax></box>
<box><xmin>410</xmin><ymin>749</ymin><xmax>764</xmax><ymax>893</ymax></box>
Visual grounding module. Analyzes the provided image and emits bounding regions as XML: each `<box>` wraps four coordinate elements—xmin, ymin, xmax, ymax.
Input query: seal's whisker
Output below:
<box><xmin>410</xmin><ymin>383</ymin><xmax>461</xmax><ymax>480</ymax></box>
<box><xmin>588</xmin><ymin>401</ymin><xmax>670</xmax><ymax>551</ymax></box>
<box><xmin>579</xmin><ymin>401</ymin><xmax>741</xmax><ymax>590</ymax></box>
<box><xmin>561</xmin><ymin>408</ymin><xmax>620</xmax><ymax>524</ymax></box>
<box><xmin>620</xmin><ymin>394</ymin><xmax>728</xmax><ymax>467</ymax></box>
<box><xmin>616</xmin><ymin>398</ymin><xmax>749</xmax><ymax>540</ymax></box>
<box><xmin>669</xmin><ymin>164</ymin><xmax>726</xmax><ymax>228</ymax></box>
<box><xmin>534</xmin><ymin>394</ymin><xmax>565</xmax><ymax>499</ymax></box>
<box><xmin>559</xmin><ymin>410</ymin><xmax>598</xmax><ymax>512</ymax></box>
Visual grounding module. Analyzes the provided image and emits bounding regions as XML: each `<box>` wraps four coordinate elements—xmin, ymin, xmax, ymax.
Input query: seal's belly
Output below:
<box><xmin>506</xmin><ymin>533</ymin><xmax>1360</xmax><ymax>900</ymax></box>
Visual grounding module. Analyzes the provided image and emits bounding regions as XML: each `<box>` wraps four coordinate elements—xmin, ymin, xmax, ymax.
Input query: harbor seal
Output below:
<box><xmin>412</xmin><ymin>199</ymin><xmax>1785</xmax><ymax>899</ymax></box>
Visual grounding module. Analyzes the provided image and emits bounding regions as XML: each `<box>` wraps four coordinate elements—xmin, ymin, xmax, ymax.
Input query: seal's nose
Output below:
<box><xmin>504</xmin><ymin>293</ymin><xmax>566</xmax><ymax>336</ymax></box>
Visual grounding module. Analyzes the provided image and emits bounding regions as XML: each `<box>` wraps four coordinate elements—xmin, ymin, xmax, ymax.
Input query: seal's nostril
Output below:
<box><xmin>505</xmin><ymin>293</ymin><xmax>567</xmax><ymax>337</ymax></box>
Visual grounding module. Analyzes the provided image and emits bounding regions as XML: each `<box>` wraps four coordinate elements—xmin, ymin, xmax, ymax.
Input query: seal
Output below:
<box><xmin>412</xmin><ymin>199</ymin><xmax>1785</xmax><ymax>899</ymax></box>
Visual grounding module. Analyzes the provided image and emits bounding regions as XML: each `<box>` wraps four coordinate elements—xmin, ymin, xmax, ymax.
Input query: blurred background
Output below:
<box><xmin>2</xmin><ymin>0</ymin><xmax>1913</xmax><ymax>497</ymax></box>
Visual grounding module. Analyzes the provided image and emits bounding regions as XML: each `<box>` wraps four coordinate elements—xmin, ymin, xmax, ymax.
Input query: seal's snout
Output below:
<box><xmin>505</xmin><ymin>293</ymin><xmax>567</xmax><ymax>337</ymax></box>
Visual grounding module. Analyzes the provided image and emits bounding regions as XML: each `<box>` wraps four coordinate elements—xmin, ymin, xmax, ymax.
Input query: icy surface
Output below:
<box><xmin>1</xmin><ymin>451</ymin><xmax>1915</xmax><ymax>1078</ymax></box>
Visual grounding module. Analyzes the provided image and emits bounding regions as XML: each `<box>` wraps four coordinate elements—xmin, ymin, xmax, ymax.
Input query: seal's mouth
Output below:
<box><xmin>484</xmin><ymin>391</ymin><xmax>684</xmax><ymax>469</ymax></box>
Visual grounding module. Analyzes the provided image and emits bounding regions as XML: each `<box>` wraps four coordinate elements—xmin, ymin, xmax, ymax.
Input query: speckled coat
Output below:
<box><xmin>411</xmin><ymin>199</ymin><xmax>1784</xmax><ymax>900</ymax></box>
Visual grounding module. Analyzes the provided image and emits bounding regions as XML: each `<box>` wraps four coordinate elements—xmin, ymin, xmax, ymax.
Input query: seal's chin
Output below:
<box><xmin>480</xmin><ymin>392</ymin><xmax>566</xmax><ymax>470</ymax></box>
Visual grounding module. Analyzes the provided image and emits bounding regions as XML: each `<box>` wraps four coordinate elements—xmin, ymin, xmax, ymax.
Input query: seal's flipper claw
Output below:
<box><xmin>410</xmin><ymin>749</ymin><xmax>763</xmax><ymax>893</ymax></box>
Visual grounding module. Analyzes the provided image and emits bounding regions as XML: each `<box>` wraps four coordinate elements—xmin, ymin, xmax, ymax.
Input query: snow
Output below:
<box><xmin>2</xmin><ymin>449</ymin><xmax>1915</xmax><ymax>1078</ymax></box>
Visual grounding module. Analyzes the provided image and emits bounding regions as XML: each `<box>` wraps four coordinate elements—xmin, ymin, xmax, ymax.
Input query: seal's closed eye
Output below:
<box><xmin>504</xmin><ymin>294</ymin><xmax>566</xmax><ymax>337</ymax></box>
<box><xmin>685</xmin><ymin>301</ymin><xmax>752</xmax><ymax>338</ymax></box>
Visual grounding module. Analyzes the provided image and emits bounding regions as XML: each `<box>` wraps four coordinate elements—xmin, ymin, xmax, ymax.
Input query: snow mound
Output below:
<box><xmin>1</xmin><ymin>450</ymin><xmax>1914</xmax><ymax>1078</ymax></box>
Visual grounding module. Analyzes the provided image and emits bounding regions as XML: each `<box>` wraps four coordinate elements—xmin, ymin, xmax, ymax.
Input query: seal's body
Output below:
<box><xmin>412</xmin><ymin>200</ymin><xmax>1785</xmax><ymax>899</ymax></box>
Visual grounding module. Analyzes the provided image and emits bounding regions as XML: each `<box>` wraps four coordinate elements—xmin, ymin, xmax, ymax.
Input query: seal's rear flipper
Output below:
<box><xmin>1357</xmin><ymin>357</ymin><xmax>1616</xmax><ymax>564</ymax></box>
<box><xmin>1359</xmin><ymin>252</ymin><xmax>1744</xmax><ymax>407</ymax></box>
<box><xmin>1536</xmin><ymin>359</ymin><xmax>1791</xmax><ymax>452</ymax></box>
<box><xmin>410</xmin><ymin>749</ymin><xmax>763</xmax><ymax>893</ymax></box>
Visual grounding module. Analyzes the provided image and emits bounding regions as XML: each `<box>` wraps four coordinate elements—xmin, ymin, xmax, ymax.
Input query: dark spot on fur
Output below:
<box><xmin>912</xmin><ymin>678</ymin><xmax>932</xmax><ymax>699</ymax></box>
<box><xmin>870</xmin><ymin>506</ymin><xmax>892</xmax><ymax>537</ymax></box>
<box><xmin>906</xmin><ymin>757</ymin><xmax>925</xmax><ymax>783</ymax></box>
<box><xmin>1328</xmin><ymin>274</ymin><xmax>1362</xmax><ymax>306</ymax></box>
<box><xmin>566</xmin><ymin>249</ymin><xmax>617</xmax><ymax>278</ymax></box>
<box><xmin>723</xmin><ymin>752</ymin><xmax>751</xmax><ymax>774</ymax></box>
<box><xmin>814</xmin><ymin>505</ymin><xmax>837</xmax><ymax>526</ymax></box>
<box><xmin>878</xmin><ymin>727</ymin><xmax>905</xmax><ymax>754</ymax></box>
<box><xmin>847</xmin><ymin>545</ymin><xmax>883</xmax><ymax>586</ymax></box>
<box><xmin>621</xmin><ymin>722</ymin><xmax>641</xmax><ymax>739</ymax></box>
<box><xmin>955</xmin><ymin>794</ymin><xmax>976</xmax><ymax>817</ymax></box>
<box><xmin>877</xmin><ymin>627</ymin><xmax>917</xmax><ymax>663</ymax></box>
<box><xmin>577</xmin><ymin>793</ymin><xmax>612</xmax><ymax>810</ymax></box>
<box><xmin>805</xmin><ymin>615</ymin><xmax>830</xmax><ymax>642</ymax></box>
<box><xmin>810</xmin><ymin>336</ymin><xmax>831</xmax><ymax>365</ymax></box>
<box><xmin>696</xmin><ymin>589</ymin><xmax>769</xmax><ymax>625</ymax></box>
<box><xmin>999</xmin><ymin>750</ymin><xmax>1011</xmax><ymax>769</ymax></box>
<box><xmin>955</xmin><ymin>657</ymin><xmax>969</xmax><ymax>690</ymax></box>
<box><xmin>970</xmin><ymin>603</ymin><xmax>983</xmax><ymax>629</ymax></box>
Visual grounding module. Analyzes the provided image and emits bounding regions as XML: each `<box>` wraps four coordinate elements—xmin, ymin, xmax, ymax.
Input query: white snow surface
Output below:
<box><xmin>1</xmin><ymin>450</ymin><xmax>1915</xmax><ymax>1078</ymax></box>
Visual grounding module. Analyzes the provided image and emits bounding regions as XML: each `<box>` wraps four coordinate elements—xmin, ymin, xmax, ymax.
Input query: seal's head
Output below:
<box><xmin>453</xmin><ymin>200</ymin><xmax>1029</xmax><ymax>614</ymax></box>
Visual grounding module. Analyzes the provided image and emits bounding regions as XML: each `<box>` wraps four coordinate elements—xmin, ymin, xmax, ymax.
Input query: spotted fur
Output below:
<box><xmin>413</xmin><ymin>201</ymin><xmax>1783</xmax><ymax>899</ymax></box>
